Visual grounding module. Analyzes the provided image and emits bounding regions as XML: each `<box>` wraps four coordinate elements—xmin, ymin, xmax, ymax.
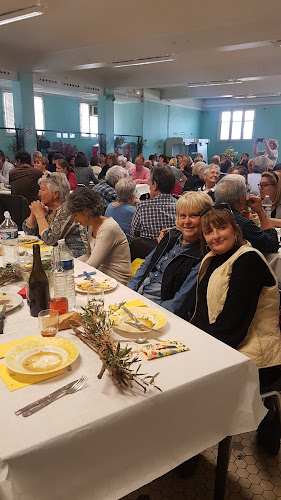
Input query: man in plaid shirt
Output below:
<box><xmin>93</xmin><ymin>165</ymin><xmax>128</xmax><ymax>213</ymax></box>
<box><xmin>130</xmin><ymin>165</ymin><xmax>177</xmax><ymax>240</ymax></box>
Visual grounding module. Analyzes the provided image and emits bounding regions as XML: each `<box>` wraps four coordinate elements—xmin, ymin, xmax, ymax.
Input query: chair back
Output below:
<box><xmin>0</xmin><ymin>194</ymin><xmax>30</xmax><ymax>230</ymax></box>
<box><xmin>130</xmin><ymin>237</ymin><xmax>157</xmax><ymax>262</ymax></box>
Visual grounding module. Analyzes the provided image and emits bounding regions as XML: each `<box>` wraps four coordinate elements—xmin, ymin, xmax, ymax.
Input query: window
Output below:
<box><xmin>219</xmin><ymin>109</ymin><xmax>255</xmax><ymax>141</ymax></box>
<box><xmin>34</xmin><ymin>96</ymin><xmax>45</xmax><ymax>135</ymax></box>
<box><xmin>3</xmin><ymin>91</ymin><xmax>15</xmax><ymax>133</ymax></box>
<box><xmin>79</xmin><ymin>102</ymin><xmax>98</xmax><ymax>137</ymax></box>
<box><xmin>2</xmin><ymin>92</ymin><xmax>45</xmax><ymax>135</ymax></box>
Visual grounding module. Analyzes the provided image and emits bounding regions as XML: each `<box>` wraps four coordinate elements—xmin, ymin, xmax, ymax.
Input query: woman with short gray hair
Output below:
<box><xmin>183</xmin><ymin>161</ymin><xmax>206</xmax><ymax>192</ymax></box>
<box><xmin>105</xmin><ymin>179</ymin><xmax>137</xmax><ymax>235</ymax></box>
<box><xmin>23</xmin><ymin>172</ymin><xmax>87</xmax><ymax>257</ymax></box>
<box><xmin>67</xmin><ymin>188</ymin><xmax>132</xmax><ymax>284</ymax></box>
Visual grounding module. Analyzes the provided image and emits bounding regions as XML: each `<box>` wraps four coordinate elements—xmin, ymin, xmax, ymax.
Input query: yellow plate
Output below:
<box><xmin>5</xmin><ymin>337</ymin><xmax>79</xmax><ymax>375</ymax></box>
<box><xmin>110</xmin><ymin>307</ymin><xmax>167</xmax><ymax>333</ymax></box>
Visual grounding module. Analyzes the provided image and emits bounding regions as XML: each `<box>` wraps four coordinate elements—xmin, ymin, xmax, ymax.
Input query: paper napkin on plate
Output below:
<box><xmin>0</xmin><ymin>363</ymin><xmax>65</xmax><ymax>391</ymax></box>
<box><xmin>138</xmin><ymin>340</ymin><xmax>190</xmax><ymax>360</ymax></box>
<box><xmin>0</xmin><ymin>336</ymin><xmax>37</xmax><ymax>359</ymax></box>
<box><xmin>109</xmin><ymin>299</ymin><xmax>148</xmax><ymax>312</ymax></box>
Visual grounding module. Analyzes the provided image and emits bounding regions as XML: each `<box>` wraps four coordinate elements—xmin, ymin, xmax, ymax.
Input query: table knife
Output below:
<box><xmin>0</xmin><ymin>305</ymin><xmax>6</xmax><ymax>334</ymax></box>
<box><xmin>15</xmin><ymin>379</ymin><xmax>80</xmax><ymax>415</ymax></box>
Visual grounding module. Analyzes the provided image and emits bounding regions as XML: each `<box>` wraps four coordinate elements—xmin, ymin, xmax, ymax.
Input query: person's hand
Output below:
<box><xmin>255</xmin><ymin>138</ymin><xmax>258</xmax><ymax>144</ymax></box>
<box><xmin>246</xmin><ymin>195</ymin><xmax>264</xmax><ymax>215</ymax></box>
<box><xmin>29</xmin><ymin>200</ymin><xmax>47</xmax><ymax>219</ymax></box>
<box><xmin>132</xmin><ymin>195</ymin><xmax>140</xmax><ymax>204</ymax></box>
<box><xmin>157</xmin><ymin>227</ymin><xmax>171</xmax><ymax>243</ymax></box>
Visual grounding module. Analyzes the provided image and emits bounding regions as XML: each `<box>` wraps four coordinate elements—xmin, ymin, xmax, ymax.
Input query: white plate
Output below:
<box><xmin>75</xmin><ymin>277</ymin><xmax>118</xmax><ymax>293</ymax></box>
<box><xmin>5</xmin><ymin>337</ymin><xmax>79</xmax><ymax>375</ymax></box>
<box><xmin>110</xmin><ymin>307</ymin><xmax>167</xmax><ymax>333</ymax></box>
<box><xmin>0</xmin><ymin>292</ymin><xmax>23</xmax><ymax>312</ymax></box>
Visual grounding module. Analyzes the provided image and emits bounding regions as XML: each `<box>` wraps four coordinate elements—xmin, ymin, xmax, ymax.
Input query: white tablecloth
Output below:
<box><xmin>135</xmin><ymin>183</ymin><xmax>150</xmax><ymax>197</ymax></box>
<box><xmin>0</xmin><ymin>259</ymin><xmax>266</xmax><ymax>500</ymax></box>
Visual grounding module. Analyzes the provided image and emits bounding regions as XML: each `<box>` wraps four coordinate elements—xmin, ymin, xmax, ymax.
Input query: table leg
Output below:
<box><xmin>213</xmin><ymin>435</ymin><xmax>233</xmax><ymax>500</ymax></box>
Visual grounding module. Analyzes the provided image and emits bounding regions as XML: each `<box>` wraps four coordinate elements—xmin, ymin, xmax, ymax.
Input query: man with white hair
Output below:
<box><xmin>211</xmin><ymin>155</ymin><xmax>220</xmax><ymax>165</ymax></box>
<box><xmin>248</xmin><ymin>155</ymin><xmax>270</xmax><ymax>193</ymax></box>
<box><xmin>93</xmin><ymin>165</ymin><xmax>128</xmax><ymax>212</ymax></box>
<box><xmin>215</xmin><ymin>174</ymin><xmax>279</xmax><ymax>254</ymax></box>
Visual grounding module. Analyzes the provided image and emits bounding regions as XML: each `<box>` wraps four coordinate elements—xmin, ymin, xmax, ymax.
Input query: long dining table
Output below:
<box><xmin>0</xmin><ymin>257</ymin><xmax>267</xmax><ymax>500</ymax></box>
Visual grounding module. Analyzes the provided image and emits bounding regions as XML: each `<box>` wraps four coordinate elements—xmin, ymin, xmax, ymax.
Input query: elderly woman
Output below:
<box><xmin>22</xmin><ymin>173</ymin><xmax>87</xmax><ymax>257</ymax></box>
<box><xmin>254</xmin><ymin>137</ymin><xmax>278</xmax><ymax>167</ymax></box>
<box><xmin>183</xmin><ymin>161</ymin><xmax>206</xmax><ymax>192</ymax></box>
<box><xmin>93</xmin><ymin>165</ymin><xmax>128</xmax><ymax>212</ymax></box>
<box><xmin>105</xmin><ymin>179</ymin><xmax>137</xmax><ymax>235</ymax></box>
<box><xmin>56</xmin><ymin>159</ymin><xmax>78</xmax><ymax>190</ymax></box>
<box><xmin>191</xmin><ymin>206</ymin><xmax>281</xmax><ymax>455</ymax></box>
<box><xmin>198</xmin><ymin>164</ymin><xmax>220</xmax><ymax>200</ymax></box>
<box><xmin>67</xmin><ymin>188</ymin><xmax>132</xmax><ymax>284</ymax></box>
<box><xmin>258</xmin><ymin>170</ymin><xmax>281</xmax><ymax>225</ymax></box>
<box><xmin>74</xmin><ymin>152</ymin><xmax>98</xmax><ymax>186</ymax></box>
<box><xmin>127</xmin><ymin>191</ymin><xmax>213</xmax><ymax>319</ymax></box>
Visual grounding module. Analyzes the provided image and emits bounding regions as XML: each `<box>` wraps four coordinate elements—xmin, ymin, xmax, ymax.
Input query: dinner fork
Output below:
<box><xmin>18</xmin><ymin>376</ymin><xmax>87</xmax><ymax>417</ymax></box>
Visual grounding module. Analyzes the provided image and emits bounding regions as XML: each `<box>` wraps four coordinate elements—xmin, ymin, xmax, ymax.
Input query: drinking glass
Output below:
<box><xmin>87</xmin><ymin>285</ymin><xmax>104</xmax><ymax>308</ymax></box>
<box><xmin>38</xmin><ymin>309</ymin><xmax>59</xmax><ymax>337</ymax></box>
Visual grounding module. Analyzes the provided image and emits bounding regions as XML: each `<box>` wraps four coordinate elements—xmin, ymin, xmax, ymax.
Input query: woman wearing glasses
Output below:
<box><xmin>23</xmin><ymin>173</ymin><xmax>87</xmax><ymax>257</ymax></box>
<box><xmin>258</xmin><ymin>171</ymin><xmax>281</xmax><ymax>225</ymax></box>
<box><xmin>191</xmin><ymin>205</ymin><xmax>281</xmax><ymax>455</ymax></box>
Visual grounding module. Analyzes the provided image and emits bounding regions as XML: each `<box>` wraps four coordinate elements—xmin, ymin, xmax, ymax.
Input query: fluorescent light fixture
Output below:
<box><xmin>233</xmin><ymin>93</ymin><xmax>281</xmax><ymax>99</ymax></box>
<box><xmin>0</xmin><ymin>4</ymin><xmax>46</xmax><ymax>26</ymax></box>
<box><xmin>187</xmin><ymin>79</ymin><xmax>242</xmax><ymax>88</ymax></box>
<box><xmin>112</xmin><ymin>55</ymin><xmax>175</xmax><ymax>68</ymax></box>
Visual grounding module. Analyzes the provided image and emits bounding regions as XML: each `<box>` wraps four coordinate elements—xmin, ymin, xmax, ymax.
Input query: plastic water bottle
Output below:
<box><xmin>56</xmin><ymin>239</ymin><xmax>75</xmax><ymax>310</ymax></box>
<box><xmin>262</xmin><ymin>195</ymin><xmax>272</xmax><ymax>218</ymax></box>
<box><xmin>0</xmin><ymin>211</ymin><xmax>19</xmax><ymax>267</ymax></box>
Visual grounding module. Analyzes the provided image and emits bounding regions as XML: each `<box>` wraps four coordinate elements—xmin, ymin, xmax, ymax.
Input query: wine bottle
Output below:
<box><xmin>29</xmin><ymin>244</ymin><xmax>50</xmax><ymax>317</ymax></box>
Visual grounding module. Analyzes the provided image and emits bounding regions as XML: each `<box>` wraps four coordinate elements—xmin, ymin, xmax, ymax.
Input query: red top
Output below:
<box><xmin>67</xmin><ymin>171</ymin><xmax>78</xmax><ymax>190</ymax></box>
<box><xmin>171</xmin><ymin>181</ymin><xmax>183</xmax><ymax>195</ymax></box>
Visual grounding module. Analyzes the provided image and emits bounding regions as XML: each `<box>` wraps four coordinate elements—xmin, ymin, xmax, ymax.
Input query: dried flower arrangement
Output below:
<box><xmin>0</xmin><ymin>265</ymin><xmax>22</xmax><ymax>287</ymax></box>
<box><xmin>72</xmin><ymin>304</ymin><xmax>161</xmax><ymax>393</ymax></box>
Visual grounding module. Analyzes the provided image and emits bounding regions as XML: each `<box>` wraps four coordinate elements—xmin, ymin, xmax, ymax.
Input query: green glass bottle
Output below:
<box><xmin>29</xmin><ymin>244</ymin><xmax>50</xmax><ymax>317</ymax></box>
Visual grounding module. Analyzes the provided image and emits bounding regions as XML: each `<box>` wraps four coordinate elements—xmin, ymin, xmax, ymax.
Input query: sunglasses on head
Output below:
<box><xmin>201</xmin><ymin>202</ymin><xmax>233</xmax><ymax>217</ymax></box>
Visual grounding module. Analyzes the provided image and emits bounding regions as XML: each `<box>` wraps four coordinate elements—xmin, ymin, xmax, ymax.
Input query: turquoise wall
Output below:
<box><xmin>114</xmin><ymin>103</ymin><xmax>143</xmax><ymax>136</ymax></box>
<box><xmin>42</xmin><ymin>95</ymin><xmax>98</xmax><ymax>158</ymax></box>
<box><xmin>114</xmin><ymin>101</ymin><xmax>202</xmax><ymax>157</ymax></box>
<box><xmin>200</xmin><ymin>106</ymin><xmax>281</xmax><ymax>162</ymax></box>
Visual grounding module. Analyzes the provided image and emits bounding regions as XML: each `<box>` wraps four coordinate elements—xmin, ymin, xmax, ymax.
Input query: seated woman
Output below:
<box><xmin>34</xmin><ymin>156</ymin><xmax>49</xmax><ymax>175</ymax></box>
<box><xmin>127</xmin><ymin>191</ymin><xmax>213</xmax><ymax>319</ymax></box>
<box><xmin>56</xmin><ymin>159</ymin><xmax>78</xmax><ymax>190</ymax></box>
<box><xmin>183</xmin><ymin>161</ymin><xmax>206</xmax><ymax>192</ymax></box>
<box><xmin>105</xmin><ymin>178</ymin><xmax>137</xmax><ymax>236</ymax></box>
<box><xmin>258</xmin><ymin>170</ymin><xmax>281</xmax><ymax>225</ymax></box>
<box><xmin>198</xmin><ymin>164</ymin><xmax>220</xmax><ymax>200</ymax></box>
<box><xmin>22</xmin><ymin>172</ymin><xmax>87</xmax><ymax>257</ymax></box>
<box><xmin>191</xmin><ymin>205</ymin><xmax>281</xmax><ymax>454</ymax></box>
<box><xmin>74</xmin><ymin>152</ymin><xmax>98</xmax><ymax>186</ymax></box>
<box><xmin>66</xmin><ymin>188</ymin><xmax>132</xmax><ymax>285</ymax></box>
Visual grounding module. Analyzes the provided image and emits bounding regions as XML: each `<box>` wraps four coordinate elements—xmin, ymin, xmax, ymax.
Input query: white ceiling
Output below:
<box><xmin>0</xmin><ymin>0</ymin><xmax>281</xmax><ymax>106</ymax></box>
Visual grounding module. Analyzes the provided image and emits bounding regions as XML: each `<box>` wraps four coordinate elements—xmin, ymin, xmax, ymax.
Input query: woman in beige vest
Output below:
<box><xmin>191</xmin><ymin>204</ymin><xmax>281</xmax><ymax>455</ymax></box>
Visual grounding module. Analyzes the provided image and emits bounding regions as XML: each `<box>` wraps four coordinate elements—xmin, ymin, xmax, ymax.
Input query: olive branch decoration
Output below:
<box><xmin>72</xmin><ymin>304</ymin><xmax>161</xmax><ymax>393</ymax></box>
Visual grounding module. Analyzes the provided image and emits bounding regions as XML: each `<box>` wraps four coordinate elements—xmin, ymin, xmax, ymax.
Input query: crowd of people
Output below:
<box><xmin>1</xmin><ymin>138</ymin><xmax>281</xmax><ymax>454</ymax></box>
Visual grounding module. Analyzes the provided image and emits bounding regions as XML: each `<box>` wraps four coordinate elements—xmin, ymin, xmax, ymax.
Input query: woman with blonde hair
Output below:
<box><xmin>127</xmin><ymin>191</ymin><xmax>213</xmax><ymax>318</ymax></box>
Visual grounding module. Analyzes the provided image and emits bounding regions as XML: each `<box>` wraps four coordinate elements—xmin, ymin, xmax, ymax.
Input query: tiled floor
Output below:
<box><xmin>121</xmin><ymin>431</ymin><xmax>281</xmax><ymax>500</ymax></box>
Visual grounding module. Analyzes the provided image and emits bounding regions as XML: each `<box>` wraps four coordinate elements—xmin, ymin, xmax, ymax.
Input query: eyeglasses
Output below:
<box><xmin>258</xmin><ymin>183</ymin><xmax>275</xmax><ymax>189</ymax></box>
<box><xmin>201</xmin><ymin>202</ymin><xmax>233</xmax><ymax>217</ymax></box>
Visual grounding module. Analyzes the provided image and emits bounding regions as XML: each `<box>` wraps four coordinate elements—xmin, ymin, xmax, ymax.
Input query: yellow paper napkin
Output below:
<box><xmin>124</xmin><ymin>299</ymin><xmax>148</xmax><ymax>308</ymax></box>
<box><xmin>139</xmin><ymin>340</ymin><xmax>190</xmax><ymax>360</ymax></box>
<box><xmin>0</xmin><ymin>363</ymin><xmax>65</xmax><ymax>391</ymax></box>
<box><xmin>0</xmin><ymin>336</ymin><xmax>37</xmax><ymax>359</ymax></box>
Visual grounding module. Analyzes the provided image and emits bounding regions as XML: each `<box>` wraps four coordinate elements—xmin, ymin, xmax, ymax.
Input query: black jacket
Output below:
<box><xmin>132</xmin><ymin>228</ymin><xmax>202</xmax><ymax>319</ymax></box>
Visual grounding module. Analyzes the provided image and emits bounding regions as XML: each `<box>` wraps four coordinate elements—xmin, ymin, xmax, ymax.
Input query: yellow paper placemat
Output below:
<box><xmin>0</xmin><ymin>363</ymin><xmax>65</xmax><ymax>391</ymax></box>
<box><xmin>0</xmin><ymin>336</ymin><xmax>37</xmax><ymax>359</ymax></box>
